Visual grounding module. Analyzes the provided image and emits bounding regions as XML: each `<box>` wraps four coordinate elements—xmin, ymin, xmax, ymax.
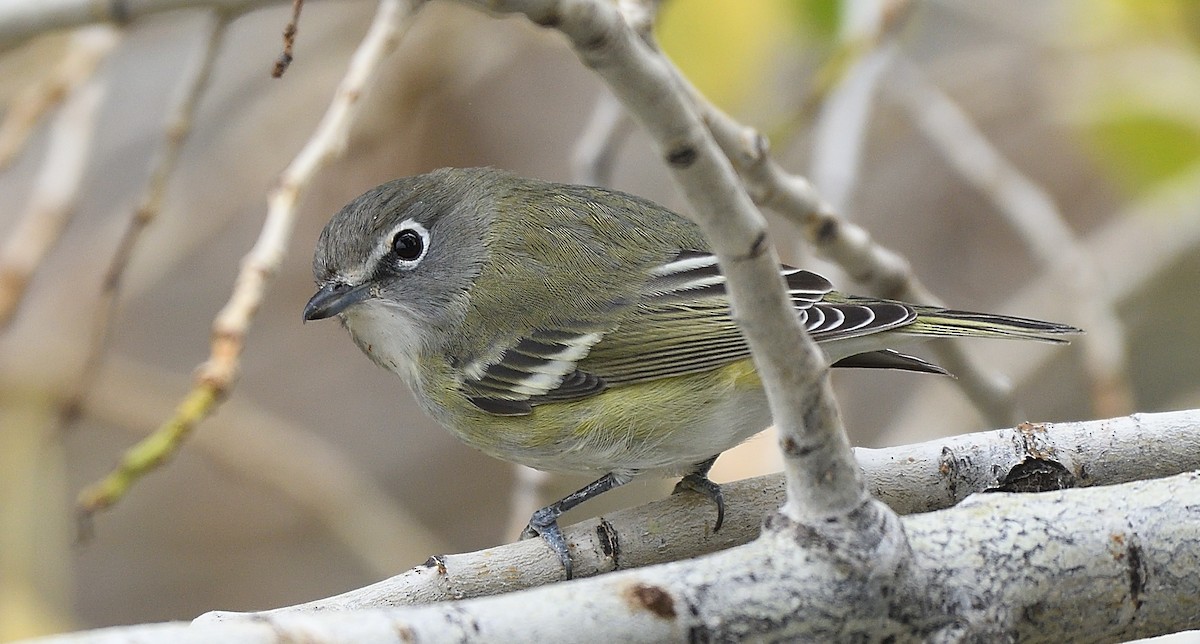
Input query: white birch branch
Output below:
<box><xmin>32</xmin><ymin>466</ymin><xmax>1200</xmax><ymax>642</ymax></box>
<box><xmin>645</xmin><ymin>33</ymin><xmax>1024</xmax><ymax>427</ymax></box>
<box><xmin>178</xmin><ymin>410</ymin><xmax>1198</xmax><ymax>609</ymax></box>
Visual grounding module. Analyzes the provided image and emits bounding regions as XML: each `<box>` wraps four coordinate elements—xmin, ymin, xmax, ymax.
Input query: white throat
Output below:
<box><xmin>341</xmin><ymin>300</ymin><xmax>428</xmax><ymax>388</ymax></box>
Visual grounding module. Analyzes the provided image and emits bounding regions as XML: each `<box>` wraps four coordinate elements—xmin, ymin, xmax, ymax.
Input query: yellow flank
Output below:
<box><xmin>446</xmin><ymin>358</ymin><xmax>764</xmax><ymax>472</ymax></box>
<box><xmin>565</xmin><ymin>358</ymin><xmax>761</xmax><ymax>442</ymax></box>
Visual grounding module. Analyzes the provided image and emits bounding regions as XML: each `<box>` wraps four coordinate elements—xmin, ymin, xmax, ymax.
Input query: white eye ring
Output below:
<box><xmin>386</xmin><ymin>219</ymin><xmax>430</xmax><ymax>270</ymax></box>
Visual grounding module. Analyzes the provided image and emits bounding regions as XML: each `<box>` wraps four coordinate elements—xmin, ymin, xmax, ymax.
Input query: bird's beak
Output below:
<box><xmin>303</xmin><ymin>282</ymin><xmax>370</xmax><ymax>321</ymax></box>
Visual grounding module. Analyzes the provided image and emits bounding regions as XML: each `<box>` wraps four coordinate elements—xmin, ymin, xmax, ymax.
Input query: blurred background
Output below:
<box><xmin>1</xmin><ymin>0</ymin><xmax>1198</xmax><ymax>638</ymax></box>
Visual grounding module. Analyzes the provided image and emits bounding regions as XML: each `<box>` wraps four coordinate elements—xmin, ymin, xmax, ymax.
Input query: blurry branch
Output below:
<box><xmin>565</xmin><ymin>0</ymin><xmax>655</xmax><ymax>187</ymax></box>
<box><xmin>80</xmin><ymin>356</ymin><xmax>443</xmax><ymax>576</ymax></box>
<box><xmin>0</xmin><ymin>27</ymin><xmax>120</xmax><ymax>331</ymax></box>
<box><xmin>0</xmin><ymin>0</ymin><xmax>283</xmax><ymax>49</ymax></box>
<box><xmin>809</xmin><ymin>0</ymin><xmax>902</xmax><ymax>213</ymax></box>
<box><xmin>62</xmin><ymin>12</ymin><xmax>229</xmax><ymax>435</ymax></box>
<box><xmin>75</xmin><ymin>0</ymin><xmax>421</xmax><ymax>520</ymax></box>
<box><xmin>805</xmin><ymin>2</ymin><xmax>1017</xmax><ymax>427</ymax></box>
<box><xmin>887</xmin><ymin>59</ymin><xmax>1134</xmax><ymax>418</ymax></box>
<box><xmin>0</xmin><ymin>27</ymin><xmax>119</xmax><ymax>169</ymax></box>
<box><xmin>570</xmin><ymin>90</ymin><xmax>632</xmax><ymax>186</ymax></box>
<box><xmin>190</xmin><ymin>408</ymin><xmax>1200</xmax><ymax>609</ymax></box>
<box><xmin>808</xmin><ymin>0</ymin><xmax>1023</xmax><ymax>429</ymax></box>
<box><xmin>503</xmin><ymin>465</ymin><xmax>551</xmax><ymax>542</ymax></box>
<box><xmin>889</xmin><ymin>163</ymin><xmax>1200</xmax><ymax>437</ymax></box>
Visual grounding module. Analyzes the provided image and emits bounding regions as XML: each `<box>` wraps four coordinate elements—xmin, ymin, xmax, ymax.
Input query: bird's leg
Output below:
<box><xmin>672</xmin><ymin>455</ymin><xmax>724</xmax><ymax>531</ymax></box>
<box><xmin>520</xmin><ymin>470</ymin><xmax>634</xmax><ymax>580</ymax></box>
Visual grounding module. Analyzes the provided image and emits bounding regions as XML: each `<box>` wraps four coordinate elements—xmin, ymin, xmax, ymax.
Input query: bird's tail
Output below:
<box><xmin>903</xmin><ymin>304</ymin><xmax>1083</xmax><ymax>343</ymax></box>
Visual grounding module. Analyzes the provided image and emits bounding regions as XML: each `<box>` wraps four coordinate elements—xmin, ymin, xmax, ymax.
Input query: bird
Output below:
<box><xmin>303</xmin><ymin>166</ymin><xmax>1081</xmax><ymax>579</ymax></box>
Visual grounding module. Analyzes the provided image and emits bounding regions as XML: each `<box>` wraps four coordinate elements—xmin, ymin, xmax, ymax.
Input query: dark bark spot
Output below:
<box><xmin>625</xmin><ymin>583</ymin><xmax>677</xmax><ymax>620</ymax></box>
<box><xmin>597</xmin><ymin>517</ymin><xmax>620</xmax><ymax>568</ymax></box>
<box><xmin>815</xmin><ymin>217</ymin><xmax>838</xmax><ymax>243</ymax></box>
<box><xmin>747</xmin><ymin>231</ymin><xmax>768</xmax><ymax>259</ymax></box>
<box><xmin>988</xmin><ymin>458</ymin><xmax>1076</xmax><ymax>493</ymax></box>
<box><xmin>1127</xmin><ymin>542</ymin><xmax>1145</xmax><ymax>610</ymax></box>
<box><xmin>422</xmin><ymin>554</ymin><xmax>447</xmax><ymax>575</ymax></box>
<box><xmin>779</xmin><ymin>435</ymin><xmax>816</xmax><ymax>457</ymax></box>
<box><xmin>531</xmin><ymin>9</ymin><xmax>560</xmax><ymax>26</ymax></box>
<box><xmin>666</xmin><ymin>145</ymin><xmax>698</xmax><ymax>167</ymax></box>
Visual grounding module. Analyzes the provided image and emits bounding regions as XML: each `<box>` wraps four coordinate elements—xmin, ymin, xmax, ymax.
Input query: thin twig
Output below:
<box><xmin>75</xmin><ymin>0</ymin><xmax>422</xmax><ymax>520</ymax></box>
<box><xmin>272</xmin><ymin>0</ymin><xmax>304</xmax><ymax>78</ymax></box>
<box><xmin>0</xmin><ymin>27</ymin><xmax>118</xmax><ymax>169</ymax></box>
<box><xmin>887</xmin><ymin>58</ymin><xmax>1134</xmax><ymax>417</ymax></box>
<box><xmin>0</xmin><ymin>28</ymin><xmax>119</xmax><ymax>331</ymax></box>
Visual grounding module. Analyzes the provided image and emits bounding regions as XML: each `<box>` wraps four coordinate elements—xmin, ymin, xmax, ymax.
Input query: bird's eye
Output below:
<box><xmin>391</xmin><ymin>229</ymin><xmax>423</xmax><ymax>260</ymax></box>
<box><xmin>385</xmin><ymin>220</ymin><xmax>430</xmax><ymax>269</ymax></box>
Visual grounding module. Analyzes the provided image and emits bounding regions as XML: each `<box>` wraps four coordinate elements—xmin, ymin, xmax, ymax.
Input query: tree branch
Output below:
<box><xmin>178</xmin><ymin>410</ymin><xmax>1198</xmax><ymax>609</ymax></box>
<box><xmin>35</xmin><ymin>464</ymin><xmax>1198</xmax><ymax>641</ymax></box>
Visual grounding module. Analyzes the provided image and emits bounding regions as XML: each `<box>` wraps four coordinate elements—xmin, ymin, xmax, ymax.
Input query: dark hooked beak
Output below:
<box><xmin>303</xmin><ymin>282</ymin><xmax>370</xmax><ymax>321</ymax></box>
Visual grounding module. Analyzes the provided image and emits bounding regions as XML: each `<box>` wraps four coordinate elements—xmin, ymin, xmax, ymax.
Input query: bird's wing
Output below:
<box><xmin>582</xmin><ymin>251</ymin><xmax>917</xmax><ymax>386</ymax></box>
<box><xmin>460</xmin><ymin>323</ymin><xmax>611</xmax><ymax>416</ymax></box>
<box><xmin>460</xmin><ymin>251</ymin><xmax>917</xmax><ymax>416</ymax></box>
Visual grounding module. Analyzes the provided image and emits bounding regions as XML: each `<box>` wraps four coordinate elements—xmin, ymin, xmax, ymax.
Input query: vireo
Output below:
<box><xmin>303</xmin><ymin>167</ymin><xmax>1080</xmax><ymax>578</ymax></box>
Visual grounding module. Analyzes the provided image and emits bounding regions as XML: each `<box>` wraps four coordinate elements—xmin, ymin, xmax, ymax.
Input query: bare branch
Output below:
<box><xmin>66</xmin><ymin>467</ymin><xmax>1198</xmax><ymax>641</ymax></box>
<box><xmin>0</xmin><ymin>27</ymin><xmax>120</xmax><ymax>330</ymax></box>
<box><xmin>75</xmin><ymin>0</ymin><xmax>421</xmax><ymax>519</ymax></box>
<box><xmin>186</xmin><ymin>409</ymin><xmax>1199</xmax><ymax>608</ymax></box>
<box><xmin>271</xmin><ymin>0</ymin><xmax>304</xmax><ymax>78</ymax></box>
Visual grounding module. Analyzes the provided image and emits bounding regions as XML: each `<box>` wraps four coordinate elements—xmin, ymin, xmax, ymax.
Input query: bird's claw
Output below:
<box><xmin>673</xmin><ymin>472</ymin><xmax>725</xmax><ymax>531</ymax></box>
<box><xmin>522</xmin><ymin>507</ymin><xmax>573</xmax><ymax>579</ymax></box>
